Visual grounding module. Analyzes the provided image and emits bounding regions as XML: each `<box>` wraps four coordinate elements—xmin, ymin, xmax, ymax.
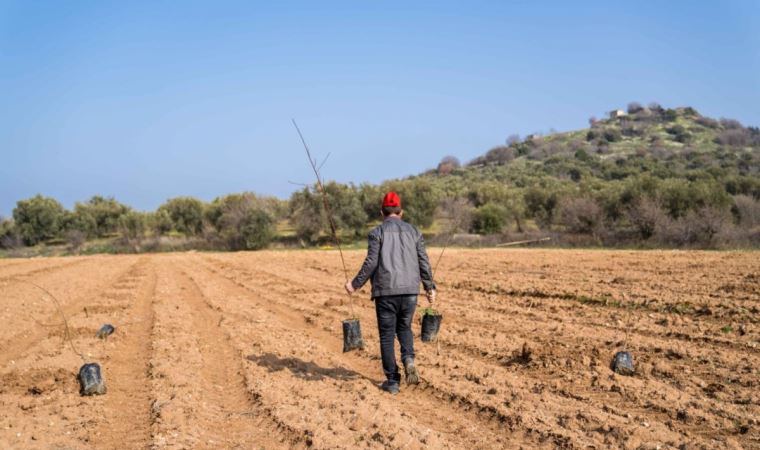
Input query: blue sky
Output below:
<box><xmin>1</xmin><ymin>1</ymin><xmax>758</xmax><ymax>216</ymax></box>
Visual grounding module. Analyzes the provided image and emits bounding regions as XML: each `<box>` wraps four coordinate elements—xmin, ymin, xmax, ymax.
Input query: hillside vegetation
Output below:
<box><xmin>2</xmin><ymin>103</ymin><xmax>759</xmax><ymax>256</ymax></box>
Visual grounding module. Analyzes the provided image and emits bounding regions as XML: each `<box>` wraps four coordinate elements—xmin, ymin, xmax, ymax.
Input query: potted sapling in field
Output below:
<box><xmin>26</xmin><ymin>281</ymin><xmax>107</xmax><ymax>396</ymax></box>
<box><xmin>293</xmin><ymin>119</ymin><xmax>364</xmax><ymax>352</ymax></box>
<box><xmin>420</xmin><ymin>307</ymin><xmax>443</xmax><ymax>342</ymax></box>
<box><xmin>342</xmin><ymin>317</ymin><xmax>364</xmax><ymax>352</ymax></box>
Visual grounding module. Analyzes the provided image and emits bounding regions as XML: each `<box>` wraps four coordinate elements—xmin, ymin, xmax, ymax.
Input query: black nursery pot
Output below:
<box><xmin>421</xmin><ymin>313</ymin><xmax>443</xmax><ymax>342</ymax></box>
<box><xmin>610</xmin><ymin>351</ymin><xmax>635</xmax><ymax>376</ymax></box>
<box><xmin>96</xmin><ymin>324</ymin><xmax>115</xmax><ymax>339</ymax></box>
<box><xmin>79</xmin><ymin>363</ymin><xmax>107</xmax><ymax>396</ymax></box>
<box><xmin>342</xmin><ymin>319</ymin><xmax>364</xmax><ymax>352</ymax></box>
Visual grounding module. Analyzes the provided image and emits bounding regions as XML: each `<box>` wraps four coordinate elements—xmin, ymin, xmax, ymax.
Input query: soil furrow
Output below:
<box><xmin>203</xmin><ymin>253</ymin><xmax>758</xmax><ymax>449</ymax></box>
<box><xmin>184</xmin><ymin>255</ymin><xmax>521</xmax><ymax>449</ymax></box>
<box><xmin>0</xmin><ymin>258</ymin><xmax>89</xmax><ymax>283</ymax></box>
<box><xmin>1</xmin><ymin>250</ymin><xmax>757</xmax><ymax>450</ymax></box>
<box><xmin>0</xmin><ymin>257</ymin><xmax>142</xmax><ymax>368</ymax></box>
<box><xmin>87</xmin><ymin>258</ymin><xmax>156</xmax><ymax>450</ymax></box>
<box><xmin>147</xmin><ymin>259</ymin><xmax>288</xmax><ymax>449</ymax></box>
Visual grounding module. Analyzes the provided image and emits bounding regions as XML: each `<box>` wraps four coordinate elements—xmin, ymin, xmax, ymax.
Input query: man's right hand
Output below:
<box><xmin>426</xmin><ymin>289</ymin><xmax>436</xmax><ymax>305</ymax></box>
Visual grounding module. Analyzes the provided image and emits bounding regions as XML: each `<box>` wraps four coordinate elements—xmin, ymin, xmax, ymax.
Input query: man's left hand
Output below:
<box><xmin>345</xmin><ymin>280</ymin><xmax>356</xmax><ymax>295</ymax></box>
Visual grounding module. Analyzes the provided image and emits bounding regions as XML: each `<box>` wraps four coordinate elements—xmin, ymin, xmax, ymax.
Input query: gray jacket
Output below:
<box><xmin>351</xmin><ymin>217</ymin><xmax>436</xmax><ymax>298</ymax></box>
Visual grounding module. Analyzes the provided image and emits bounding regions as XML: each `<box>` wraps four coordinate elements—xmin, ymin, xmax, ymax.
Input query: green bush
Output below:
<box><xmin>70</xmin><ymin>196</ymin><xmax>130</xmax><ymax>237</ymax></box>
<box><xmin>289</xmin><ymin>183</ymin><xmax>366</xmax><ymax>244</ymax></box>
<box><xmin>358</xmin><ymin>183</ymin><xmax>384</xmax><ymax>222</ymax></box>
<box><xmin>229</xmin><ymin>208</ymin><xmax>274</xmax><ymax>250</ymax></box>
<box><xmin>322</xmin><ymin>182</ymin><xmax>366</xmax><ymax>238</ymax></box>
<box><xmin>118</xmin><ymin>211</ymin><xmax>147</xmax><ymax>242</ymax></box>
<box><xmin>208</xmin><ymin>192</ymin><xmax>276</xmax><ymax>250</ymax></box>
<box><xmin>602</xmin><ymin>128</ymin><xmax>622</xmax><ymax>143</ymax></box>
<box><xmin>0</xmin><ymin>218</ymin><xmax>19</xmax><ymax>249</ymax></box>
<box><xmin>666</xmin><ymin>125</ymin><xmax>691</xmax><ymax>143</ymax></box>
<box><xmin>289</xmin><ymin>188</ymin><xmax>324</xmax><ymax>244</ymax></box>
<box><xmin>471</xmin><ymin>203</ymin><xmax>507</xmax><ymax>234</ymax></box>
<box><xmin>524</xmin><ymin>186</ymin><xmax>560</xmax><ymax>228</ymax></box>
<box><xmin>157</xmin><ymin>197</ymin><xmax>205</xmax><ymax>235</ymax></box>
<box><xmin>13</xmin><ymin>195</ymin><xmax>66</xmax><ymax>245</ymax></box>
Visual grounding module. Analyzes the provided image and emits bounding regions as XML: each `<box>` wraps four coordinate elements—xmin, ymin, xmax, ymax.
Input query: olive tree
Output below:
<box><xmin>207</xmin><ymin>193</ymin><xmax>275</xmax><ymax>250</ymax></box>
<box><xmin>157</xmin><ymin>197</ymin><xmax>205</xmax><ymax>235</ymax></box>
<box><xmin>13</xmin><ymin>195</ymin><xmax>66</xmax><ymax>245</ymax></box>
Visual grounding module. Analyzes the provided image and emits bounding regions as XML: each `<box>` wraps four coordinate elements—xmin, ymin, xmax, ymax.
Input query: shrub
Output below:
<box><xmin>681</xmin><ymin>207</ymin><xmax>733</xmax><ymax>246</ymax></box>
<box><xmin>602</xmin><ymin>128</ymin><xmax>622</xmax><ymax>143</ymax></box>
<box><xmin>557</xmin><ymin>197</ymin><xmax>604</xmax><ymax>235</ymax></box>
<box><xmin>157</xmin><ymin>197</ymin><xmax>205</xmax><ymax>235</ymax></box>
<box><xmin>289</xmin><ymin>188</ymin><xmax>324</xmax><ymax>244</ymax></box>
<box><xmin>655</xmin><ymin>206</ymin><xmax>733</xmax><ymax>247</ymax></box>
<box><xmin>715</xmin><ymin>129</ymin><xmax>750</xmax><ymax>147</ymax></box>
<box><xmin>358</xmin><ymin>183</ymin><xmax>383</xmax><ymax>222</ymax></box>
<box><xmin>13</xmin><ymin>195</ymin><xmax>66</xmax><ymax>246</ymax></box>
<box><xmin>482</xmin><ymin>146</ymin><xmax>515</xmax><ymax>165</ymax></box>
<box><xmin>662</xmin><ymin>109</ymin><xmax>678</xmax><ymax>121</ymax></box>
<box><xmin>437</xmin><ymin>155</ymin><xmax>461</xmax><ymax>175</ymax></box>
<box><xmin>647</xmin><ymin>102</ymin><xmax>663</xmax><ymax>113</ymax></box>
<box><xmin>732</xmin><ymin>195</ymin><xmax>760</xmax><ymax>228</ymax></box>
<box><xmin>62</xmin><ymin>209</ymin><xmax>97</xmax><ymax>237</ymax></box>
<box><xmin>150</xmin><ymin>210</ymin><xmax>173</xmax><ymax>235</ymax></box>
<box><xmin>659</xmin><ymin>179</ymin><xmax>702</xmax><ymax>218</ymax></box>
<box><xmin>627</xmin><ymin>102</ymin><xmax>644</xmax><ymax>114</ymax></box>
<box><xmin>0</xmin><ymin>218</ymin><xmax>20</xmax><ymax>249</ymax></box>
<box><xmin>289</xmin><ymin>183</ymin><xmax>366</xmax><ymax>243</ymax></box>
<box><xmin>119</xmin><ymin>211</ymin><xmax>147</xmax><ymax>242</ymax></box>
<box><xmin>627</xmin><ymin>197</ymin><xmax>667</xmax><ymax>240</ymax></box>
<box><xmin>71</xmin><ymin>196</ymin><xmax>130</xmax><ymax>237</ymax></box>
<box><xmin>719</xmin><ymin>118</ymin><xmax>742</xmax><ymax>129</ymax></box>
<box><xmin>438</xmin><ymin>197</ymin><xmax>474</xmax><ymax>234</ymax></box>
<box><xmin>524</xmin><ymin>186</ymin><xmax>559</xmax><ymax>228</ymax></box>
<box><xmin>695</xmin><ymin>116</ymin><xmax>719</xmax><ymax>129</ymax></box>
<box><xmin>65</xmin><ymin>229</ymin><xmax>87</xmax><ymax>253</ymax></box>
<box><xmin>468</xmin><ymin>181</ymin><xmax>510</xmax><ymax>207</ymax></box>
<box><xmin>666</xmin><ymin>125</ymin><xmax>692</xmax><ymax>143</ymax></box>
<box><xmin>471</xmin><ymin>203</ymin><xmax>507</xmax><ymax>234</ymax></box>
<box><xmin>206</xmin><ymin>193</ymin><xmax>276</xmax><ymax>250</ymax></box>
<box><xmin>322</xmin><ymin>182</ymin><xmax>366</xmax><ymax>237</ymax></box>
<box><xmin>506</xmin><ymin>134</ymin><xmax>521</xmax><ymax>145</ymax></box>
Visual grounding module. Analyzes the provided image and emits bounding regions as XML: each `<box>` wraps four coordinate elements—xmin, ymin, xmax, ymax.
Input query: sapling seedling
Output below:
<box><xmin>23</xmin><ymin>281</ymin><xmax>106</xmax><ymax>395</ymax></box>
<box><xmin>420</xmin><ymin>307</ymin><xmax>441</xmax><ymax>317</ymax></box>
<box><xmin>293</xmin><ymin>119</ymin><xmax>364</xmax><ymax>352</ymax></box>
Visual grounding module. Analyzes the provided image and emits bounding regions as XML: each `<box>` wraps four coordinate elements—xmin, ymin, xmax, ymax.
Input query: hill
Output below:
<box><xmin>407</xmin><ymin>103</ymin><xmax>760</xmax><ymax>247</ymax></box>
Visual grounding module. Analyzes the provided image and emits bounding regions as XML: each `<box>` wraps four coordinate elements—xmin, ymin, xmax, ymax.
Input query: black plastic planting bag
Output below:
<box><xmin>421</xmin><ymin>311</ymin><xmax>443</xmax><ymax>342</ymax></box>
<box><xmin>610</xmin><ymin>351</ymin><xmax>635</xmax><ymax>376</ymax></box>
<box><xmin>342</xmin><ymin>319</ymin><xmax>364</xmax><ymax>352</ymax></box>
<box><xmin>79</xmin><ymin>363</ymin><xmax>106</xmax><ymax>396</ymax></box>
<box><xmin>96</xmin><ymin>324</ymin><xmax>115</xmax><ymax>339</ymax></box>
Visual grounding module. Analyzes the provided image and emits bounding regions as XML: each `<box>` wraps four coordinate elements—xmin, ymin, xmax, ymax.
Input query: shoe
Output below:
<box><xmin>403</xmin><ymin>358</ymin><xmax>420</xmax><ymax>385</ymax></box>
<box><xmin>380</xmin><ymin>380</ymin><xmax>400</xmax><ymax>395</ymax></box>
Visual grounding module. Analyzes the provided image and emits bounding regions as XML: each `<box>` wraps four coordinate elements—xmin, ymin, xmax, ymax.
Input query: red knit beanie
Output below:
<box><xmin>382</xmin><ymin>192</ymin><xmax>401</xmax><ymax>208</ymax></box>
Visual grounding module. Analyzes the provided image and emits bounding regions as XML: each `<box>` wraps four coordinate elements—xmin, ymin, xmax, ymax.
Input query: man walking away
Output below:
<box><xmin>345</xmin><ymin>192</ymin><xmax>436</xmax><ymax>394</ymax></box>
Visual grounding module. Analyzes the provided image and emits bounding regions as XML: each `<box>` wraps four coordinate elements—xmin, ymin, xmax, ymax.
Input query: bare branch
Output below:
<box><xmin>291</xmin><ymin>119</ymin><xmax>350</xmax><ymax>284</ymax></box>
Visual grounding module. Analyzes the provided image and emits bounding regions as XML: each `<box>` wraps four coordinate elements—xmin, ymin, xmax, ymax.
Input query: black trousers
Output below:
<box><xmin>374</xmin><ymin>294</ymin><xmax>417</xmax><ymax>383</ymax></box>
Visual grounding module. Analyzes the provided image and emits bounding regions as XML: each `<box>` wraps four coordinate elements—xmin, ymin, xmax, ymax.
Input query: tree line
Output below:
<box><xmin>0</xmin><ymin>178</ymin><xmax>442</xmax><ymax>253</ymax></box>
<box><xmin>2</xmin><ymin>171</ymin><xmax>759</xmax><ymax>253</ymax></box>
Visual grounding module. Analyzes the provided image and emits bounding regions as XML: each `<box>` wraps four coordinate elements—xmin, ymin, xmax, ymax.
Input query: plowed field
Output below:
<box><xmin>0</xmin><ymin>250</ymin><xmax>758</xmax><ymax>449</ymax></box>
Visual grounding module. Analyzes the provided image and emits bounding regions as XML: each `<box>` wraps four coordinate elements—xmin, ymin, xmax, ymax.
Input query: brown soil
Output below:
<box><xmin>0</xmin><ymin>249</ymin><xmax>758</xmax><ymax>449</ymax></box>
